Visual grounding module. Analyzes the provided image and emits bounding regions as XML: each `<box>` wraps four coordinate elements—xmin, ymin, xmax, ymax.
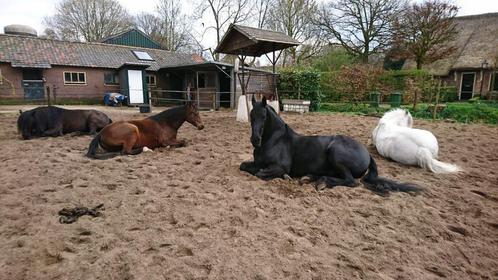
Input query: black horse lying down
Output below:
<box><xmin>240</xmin><ymin>96</ymin><xmax>422</xmax><ymax>196</ymax></box>
<box><xmin>17</xmin><ymin>106</ymin><xmax>112</xmax><ymax>139</ymax></box>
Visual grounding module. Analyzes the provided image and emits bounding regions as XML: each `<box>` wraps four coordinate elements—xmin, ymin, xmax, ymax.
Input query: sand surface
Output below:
<box><xmin>0</xmin><ymin>105</ymin><xmax>497</xmax><ymax>280</ymax></box>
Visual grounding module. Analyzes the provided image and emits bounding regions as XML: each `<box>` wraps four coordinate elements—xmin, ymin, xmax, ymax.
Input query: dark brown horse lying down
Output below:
<box><xmin>17</xmin><ymin>106</ymin><xmax>112</xmax><ymax>139</ymax></box>
<box><xmin>86</xmin><ymin>101</ymin><xmax>204</xmax><ymax>159</ymax></box>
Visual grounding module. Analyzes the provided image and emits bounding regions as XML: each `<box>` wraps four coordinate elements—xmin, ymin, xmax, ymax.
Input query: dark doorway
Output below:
<box><xmin>460</xmin><ymin>73</ymin><xmax>475</xmax><ymax>100</ymax></box>
<box><xmin>219</xmin><ymin>72</ymin><xmax>231</xmax><ymax>108</ymax></box>
<box><xmin>22</xmin><ymin>69</ymin><xmax>44</xmax><ymax>100</ymax></box>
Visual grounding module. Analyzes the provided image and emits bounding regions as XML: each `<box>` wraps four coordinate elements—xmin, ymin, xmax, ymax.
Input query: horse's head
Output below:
<box><xmin>17</xmin><ymin>110</ymin><xmax>36</xmax><ymax>139</ymax></box>
<box><xmin>249</xmin><ymin>95</ymin><xmax>268</xmax><ymax>148</ymax></box>
<box><xmin>185</xmin><ymin>101</ymin><xmax>204</xmax><ymax>130</ymax></box>
<box><xmin>380</xmin><ymin>108</ymin><xmax>413</xmax><ymax>128</ymax></box>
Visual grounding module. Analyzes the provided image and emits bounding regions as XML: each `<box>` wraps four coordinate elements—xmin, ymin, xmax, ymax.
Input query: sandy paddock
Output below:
<box><xmin>0</xmin><ymin>105</ymin><xmax>497</xmax><ymax>280</ymax></box>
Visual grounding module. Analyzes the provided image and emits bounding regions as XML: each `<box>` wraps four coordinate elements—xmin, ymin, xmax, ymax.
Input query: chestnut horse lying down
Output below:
<box><xmin>86</xmin><ymin>101</ymin><xmax>204</xmax><ymax>159</ymax></box>
<box><xmin>17</xmin><ymin>106</ymin><xmax>112</xmax><ymax>139</ymax></box>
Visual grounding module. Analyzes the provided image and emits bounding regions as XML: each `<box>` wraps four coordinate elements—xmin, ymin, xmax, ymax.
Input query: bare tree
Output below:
<box><xmin>267</xmin><ymin>0</ymin><xmax>322</xmax><ymax>66</ymax></box>
<box><xmin>134</xmin><ymin>13</ymin><xmax>163</xmax><ymax>38</ymax></box>
<box><xmin>40</xmin><ymin>28</ymin><xmax>60</xmax><ymax>40</ymax></box>
<box><xmin>43</xmin><ymin>0</ymin><xmax>133</xmax><ymax>42</ymax></box>
<box><xmin>156</xmin><ymin>0</ymin><xmax>196</xmax><ymax>51</ymax></box>
<box><xmin>196</xmin><ymin>0</ymin><xmax>252</xmax><ymax>60</ymax></box>
<box><xmin>254</xmin><ymin>0</ymin><xmax>271</xmax><ymax>29</ymax></box>
<box><xmin>133</xmin><ymin>1</ymin><xmax>198</xmax><ymax>52</ymax></box>
<box><xmin>391</xmin><ymin>0</ymin><xmax>458</xmax><ymax>69</ymax></box>
<box><xmin>315</xmin><ymin>0</ymin><xmax>403</xmax><ymax>63</ymax></box>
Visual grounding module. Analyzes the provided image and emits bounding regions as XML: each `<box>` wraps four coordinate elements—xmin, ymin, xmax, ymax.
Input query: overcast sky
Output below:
<box><xmin>0</xmin><ymin>0</ymin><xmax>497</xmax><ymax>50</ymax></box>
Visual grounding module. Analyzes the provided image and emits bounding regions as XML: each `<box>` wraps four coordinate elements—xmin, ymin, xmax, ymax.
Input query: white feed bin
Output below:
<box><xmin>282</xmin><ymin>99</ymin><xmax>311</xmax><ymax>113</ymax></box>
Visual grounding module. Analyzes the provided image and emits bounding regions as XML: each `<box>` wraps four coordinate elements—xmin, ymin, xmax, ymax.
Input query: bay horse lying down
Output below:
<box><xmin>240</xmin><ymin>96</ymin><xmax>422</xmax><ymax>196</ymax></box>
<box><xmin>87</xmin><ymin>101</ymin><xmax>204</xmax><ymax>159</ymax></box>
<box><xmin>372</xmin><ymin>108</ymin><xmax>460</xmax><ymax>173</ymax></box>
<box><xmin>17</xmin><ymin>106</ymin><xmax>112</xmax><ymax>140</ymax></box>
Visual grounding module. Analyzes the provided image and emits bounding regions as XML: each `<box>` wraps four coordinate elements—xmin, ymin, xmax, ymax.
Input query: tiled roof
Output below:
<box><xmin>0</xmin><ymin>34</ymin><xmax>204</xmax><ymax>71</ymax></box>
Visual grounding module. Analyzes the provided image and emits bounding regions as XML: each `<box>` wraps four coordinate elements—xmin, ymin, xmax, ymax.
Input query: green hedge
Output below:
<box><xmin>320</xmin><ymin>101</ymin><xmax>498</xmax><ymax>124</ymax></box>
<box><xmin>278</xmin><ymin>68</ymin><xmax>322</xmax><ymax>111</ymax></box>
<box><xmin>319</xmin><ymin>68</ymin><xmax>460</xmax><ymax>104</ymax></box>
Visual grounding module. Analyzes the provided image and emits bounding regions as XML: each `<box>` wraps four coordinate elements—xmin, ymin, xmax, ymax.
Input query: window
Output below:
<box><xmin>64</xmin><ymin>71</ymin><xmax>86</xmax><ymax>84</ymax></box>
<box><xmin>198</xmin><ymin>73</ymin><xmax>206</xmax><ymax>88</ymax></box>
<box><xmin>197</xmin><ymin>72</ymin><xmax>215</xmax><ymax>88</ymax></box>
<box><xmin>132</xmin><ymin>50</ymin><xmax>154</xmax><ymax>61</ymax></box>
<box><xmin>491</xmin><ymin>72</ymin><xmax>498</xmax><ymax>91</ymax></box>
<box><xmin>146</xmin><ymin>74</ymin><xmax>156</xmax><ymax>86</ymax></box>
<box><xmin>104</xmin><ymin>72</ymin><xmax>119</xmax><ymax>85</ymax></box>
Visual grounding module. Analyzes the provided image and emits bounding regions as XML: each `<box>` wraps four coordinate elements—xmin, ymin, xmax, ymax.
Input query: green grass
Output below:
<box><xmin>319</xmin><ymin>101</ymin><xmax>498</xmax><ymax>124</ymax></box>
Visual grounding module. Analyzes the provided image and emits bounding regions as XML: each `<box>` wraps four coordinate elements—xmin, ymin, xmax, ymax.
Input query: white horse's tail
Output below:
<box><xmin>416</xmin><ymin>148</ymin><xmax>461</xmax><ymax>173</ymax></box>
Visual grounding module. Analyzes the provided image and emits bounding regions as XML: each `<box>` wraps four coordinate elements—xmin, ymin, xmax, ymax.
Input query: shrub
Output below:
<box><xmin>320</xmin><ymin>65</ymin><xmax>389</xmax><ymax>104</ymax></box>
<box><xmin>278</xmin><ymin>68</ymin><xmax>322</xmax><ymax>111</ymax></box>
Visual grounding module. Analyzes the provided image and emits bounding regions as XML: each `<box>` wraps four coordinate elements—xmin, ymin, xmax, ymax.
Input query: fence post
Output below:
<box><xmin>46</xmin><ymin>86</ymin><xmax>51</xmax><ymax>106</ymax></box>
<box><xmin>433</xmin><ymin>79</ymin><xmax>441</xmax><ymax>120</ymax></box>
<box><xmin>197</xmin><ymin>90</ymin><xmax>200</xmax><ymax>108</ymax></box>
<box><xmin>52</xmin><ymin>85</ymin><xmax>57</xmax><ymax>104</ymax></box>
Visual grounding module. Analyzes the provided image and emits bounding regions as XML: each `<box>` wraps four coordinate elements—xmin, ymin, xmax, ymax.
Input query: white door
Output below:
<box><xmin>128</xmin><ymin>70</ymin><xmax>144</xmax><ymax>104</ymax></box>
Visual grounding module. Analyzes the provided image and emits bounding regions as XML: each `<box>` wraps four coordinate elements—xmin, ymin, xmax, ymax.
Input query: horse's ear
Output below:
<box><xmin>251</xmin><ymin>94</ymin><xmax>256</xmax><ymax>106</ymax></box>
<box><xmin>261</xmin><ymin>96</ymin><xmax>267</xmax><ymax>106</ymax></box>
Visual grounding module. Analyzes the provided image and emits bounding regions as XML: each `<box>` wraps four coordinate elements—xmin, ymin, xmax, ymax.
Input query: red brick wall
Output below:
<box><xmin>0</xmin><ymin>63</ymin><xmax>23</xmax><ymax>98</ymax></box>
<box><xmin>44</xmin><ymin>66</ymin><xmax>121</xmax><ymax>99</ymax></box>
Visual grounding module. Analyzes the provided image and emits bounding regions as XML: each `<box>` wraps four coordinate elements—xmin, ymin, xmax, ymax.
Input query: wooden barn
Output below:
<box><xmin>403</xmin><ymin>13</ymin><xmax>498</xmax><ymax>100</ymax></box>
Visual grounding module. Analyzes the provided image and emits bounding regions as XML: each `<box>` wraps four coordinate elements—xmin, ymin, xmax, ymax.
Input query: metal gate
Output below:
<box><xmin>22</xmin><ymin>80</ymin><xmax>45</xmax><ymax>100</ymax></box>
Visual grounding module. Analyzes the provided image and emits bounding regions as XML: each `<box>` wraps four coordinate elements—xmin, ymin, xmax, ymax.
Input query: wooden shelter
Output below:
<box><xmin>215</xmin><ymin>24</ymin><xmax>299</xmax><ymax>120</ymax></box>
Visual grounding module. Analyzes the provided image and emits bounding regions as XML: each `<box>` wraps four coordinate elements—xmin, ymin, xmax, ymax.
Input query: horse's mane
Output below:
<box><xmin>148</xmin><ymin>105</ymin><xmax>186</xmax><ymax>124</ymax></box>
<box><xmin>379</xmin><ymin>108</ymin><xmax>413</xmax><ymax>127</ymax></box>
<box><xmin>266</xmin><ymin>105</ymin><xmax>285</xmax><ymax>126</ymax></box>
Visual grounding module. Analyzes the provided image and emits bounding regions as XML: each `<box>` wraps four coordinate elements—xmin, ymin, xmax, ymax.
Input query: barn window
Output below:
<box><xmin>132</xmin><ymin>50</ymin><xmax>154</xmax><ymax>61</ymax></box>
<box><xmin>146</xmin><ymin>74</ymin><xmax>156</xmax><ymax>86</ymax></box>
<box><xmin>104</xmin><ymin>72</ymin><xmax>119</xmax><ymax>85</ymax></box>
<box><xmin>197</xmin><ymin>72</ymin><xmax>215</xmax><ymax>88</ymax></box>
<box><xmin>63</xmin><ymin>71</ymin><xmax>86</xmax><ymax>84</ymax></box>
<box><xmin>198</xmin><ymin>73</ymin><xmax>206</xmax><ymax>88</ymax></box>
<box><xmin>491</xmin><ymin>72</ymin><xmax>498</xmax><ymax>91</ymax></box>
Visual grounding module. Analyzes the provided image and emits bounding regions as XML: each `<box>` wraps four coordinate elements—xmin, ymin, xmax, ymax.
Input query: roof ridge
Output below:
<box><xmin>236</xmin><ymin>24</ymin><xmax>288</xmax><ymax>34</ymax></box>
<box><xmin>0</xmin><ymin>33</ymin><xmax>174</xmax><ymax>53</ymax></box>
<box><xmin>456</xmin><ymin>12</ymin><xmax>498</xmax><ymax>20</ymax></box>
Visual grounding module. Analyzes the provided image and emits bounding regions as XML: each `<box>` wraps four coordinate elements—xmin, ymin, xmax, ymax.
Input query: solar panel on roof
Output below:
<box><xmin>132</xmin><ymin>50</ymin><xmax>154</xmax><ymax>61</ymax></box>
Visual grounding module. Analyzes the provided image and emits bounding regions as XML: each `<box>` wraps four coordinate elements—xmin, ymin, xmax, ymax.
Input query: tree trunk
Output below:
<box><xmin>215</xmin><ymin>27</ymin><xmax>220</xmax><ymax>61</ymax></box>
<box><xmin>416</xmin><ymin>60</ymin><xmax>422</xmax><ymax>70</ymax></box>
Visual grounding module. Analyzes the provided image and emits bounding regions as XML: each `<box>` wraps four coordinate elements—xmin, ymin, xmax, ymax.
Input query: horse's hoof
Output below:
<box><xmin>315</xmin><ymin>182</ymin><xmax>327</xmax><ymax>191</ymax></box>
<box><xmin>283</xmin><ymin>174</ymin><xmax>292</xmax><ymax>180</ymax></box>
<box><xmin>299</xmin><ymin>176</ymin><xmax>312</xmax><ymax>185</ymax></box>
<box><xmin>143</xmin><ymin>147</ymin><xmax>153</xmax><ymax>152</ymax></box>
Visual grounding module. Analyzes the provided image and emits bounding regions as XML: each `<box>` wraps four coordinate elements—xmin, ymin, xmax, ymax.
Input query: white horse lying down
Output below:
<box><xmin>372</xmin><ymin>108</ymin><xmax>460</xmax><ymax>173</ymax></box>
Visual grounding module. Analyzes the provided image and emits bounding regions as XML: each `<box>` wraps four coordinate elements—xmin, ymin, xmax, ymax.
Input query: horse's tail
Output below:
<box><xmin>86</xmin><ymin>133</ymin><xmax>102</xmax><ymax>158</ymax></box>
<box><xmin>86</xmin><ymin>133</ymin><xmax>131</xmax><ymax>160</ymax></box>
<box><xmin>416</xmin><ymin>147</ymin><xmax>461</xmax><ymax>173</ymax></box>
<box><xmin>362</xmin><ymin>155</ymin><xmax>423</xmax><ymax>196</ymax></box>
